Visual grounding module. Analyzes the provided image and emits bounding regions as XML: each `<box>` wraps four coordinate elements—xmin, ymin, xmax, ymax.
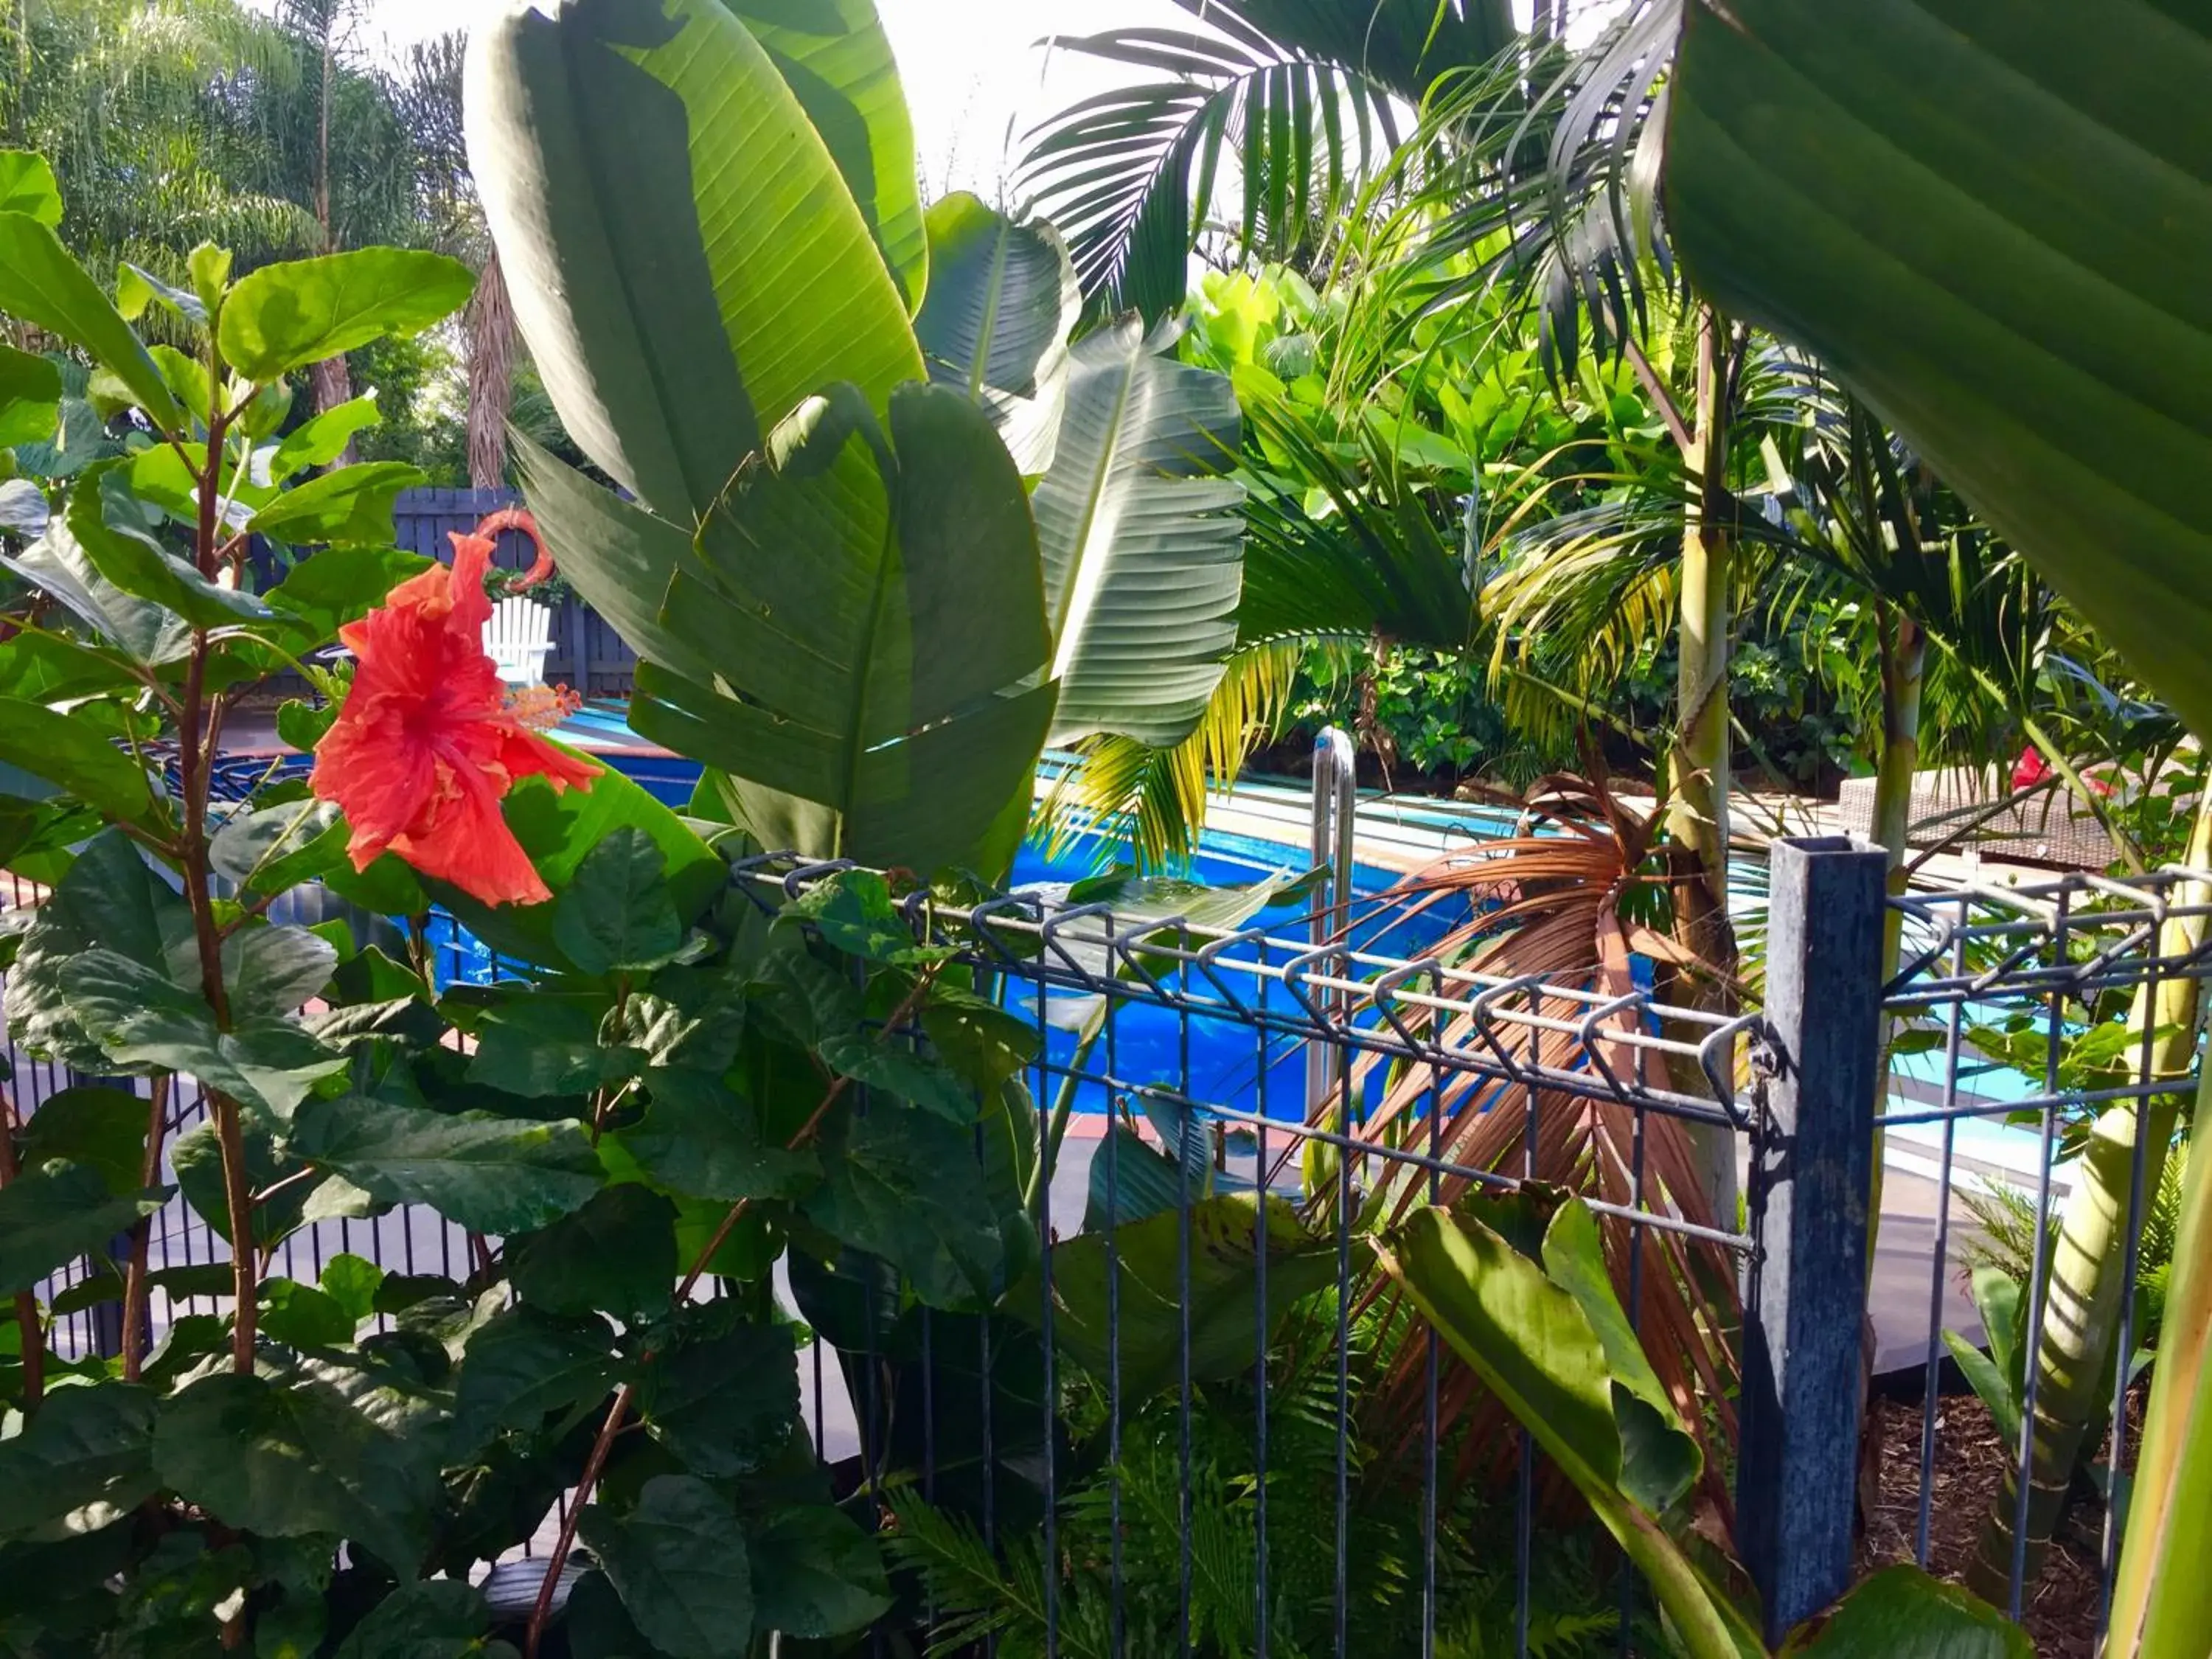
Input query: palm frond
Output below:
<box><xmin>1034</xmin><ymin>635</ymin><xmax>1338</xmax><ymax>870</ymax></box>
<box><xmin>1020</xmin><ymin>2</ymin><xmax>1518</xmax><ymax>320</ymax></box>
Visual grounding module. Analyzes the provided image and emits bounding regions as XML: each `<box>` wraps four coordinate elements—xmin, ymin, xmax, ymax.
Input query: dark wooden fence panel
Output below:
<box><xmin>251</xmin><ymin>487</ymin><xmax>640</xmax><ymax>700</ymax></box>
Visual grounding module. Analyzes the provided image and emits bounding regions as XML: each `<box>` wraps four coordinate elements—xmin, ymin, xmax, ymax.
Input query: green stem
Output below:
<box><xmin>1025</xmin><ymin>1022</ymin><xmax>1102</xmax><ymax>1216</ymax></box>
<box><xmin>2106</xmin><ymin>1079</ymin><xmax>2212</xmax><ymax>1658</ymax></box>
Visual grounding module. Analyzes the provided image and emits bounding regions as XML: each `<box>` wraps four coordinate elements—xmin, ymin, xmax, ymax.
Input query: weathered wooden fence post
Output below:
<box><xmin>1738</xmin><ymin>834</ymin><xmax>1888</xmax><ymax>1641</ymax></box>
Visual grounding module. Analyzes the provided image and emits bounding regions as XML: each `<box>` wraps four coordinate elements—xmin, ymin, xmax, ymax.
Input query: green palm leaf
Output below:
<box><xmin>1033</xmin><ymin>317</ymin><xmax>1246</xmax><ymax>749</ymax></box>
<box><xmin>466</xmin><ymin>0</ymin><xmax>922</xmax><ymax>524</ymax></box>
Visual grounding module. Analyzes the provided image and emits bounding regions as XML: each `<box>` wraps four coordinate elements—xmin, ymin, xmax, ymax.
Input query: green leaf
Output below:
<box><xmin>1042</xmin><ymin>1191</ymin><xmax>1340</xmax><ymax>1402</ymax></box>
<box><xmin>0</xmin><ymin>633</ymin><xmax>134</xmax><ymax>706</ymax></box>
<box><xmin>330</xmin><ymin>1579</ymin><xmax>495</xmax><ymax>1659</ymax></box>
<box><xmin>217</xmin><ymin>249</ymin><xmax>473</xmax><ymax>383</ymax></box>
<box><xmin>260</xmin><ymin>1279</ymin><xmax>357</xmax><ymax>1349</ymax></box>
<box><xmin>552</xmin><ymin>827</ymin><xmax>684</xmax><ymax>975</ymax></box>
<box><xmin>0</xmin><ymin>342</ymin><xmax>62</xmax><ymax>448</ymax></box>
<box><xmin>1379</xmin><ymin>1203</ymin><xmax>1624</xmax><ymax>1498</ymax></box>
<box><xmin>147</xmin><ymin>344</ymin><xmax>212</xmax><ymax>428</ymax></box>
<box><xmin>221</xmin><ymin>922</ymin><xmax>339</xmax><ymax>1015</ymax></box>
<box><xmin>914</xmin><ymin>192</ymin><xmax>1079</xmax><ymax>473</ymax></box>
<box><xmin>1665</xmin><ymin>0</ymin><xmax>2212</xmax><ymax>741</ymax></box>
<box><xmin>639</xmin><ymin>1303</ymin><xmax>799</xmax><ymax>1479</ymax></box>
<box><xmin>1033</xmin><ymin>315</ymin><xmax>1245</xmax><ymax>748</ymax></box>
<box><xmin>806</xmin><ymin>1104</ymin><xmax>1004</xmax><ymax>1310</ymax></box>
<box><xmin>729</xmin><ymin>0</ymin><xmax>928</xmax><ymax>316</ymax></box>
<box><xmin>56</xmin><ymin>950</ymin><xmax>344</xmax><ymax>1118</ymax></box>
<box><xmin>578</xmin><ymin>1474</ymin><xmax>754</xmax><ymax>1659</ymax></box>
<box><xmin>0</xmin><ymin>1382</ymin><xmax>158</xmax><ymax>1543</ymax></box>
<box><xmin>209</xmin><ymin>799</ymin><xmax>349</xmax><ymax>896</ymax></box>
<box><xmin>0</xmin><ymin>214</ymin><xmax>184</xmax><ymax>429</ymax></box>
<box><xmin>448</xmin><ymin>1305</ymin><xmax>619</xmax><ymax>1462</ymax></box>
<box><xmin>468</xmin><ymin>0</ymin><xmax>922</xmax><ymax>521</ymax></box>
<box><xmin>60</xmin><ymin>467</ymin><xmax>272</xmax><ymax>628</ymax></box>
<box><xmin>153</xmin><ymin>1371</ymin><xmax>441</xmax><ymax>1575</ymax></box>
<box><xmin>116</xmin><ymin>261</ymin><xmax>206</xmax><ymax>329</ymax></box>
<box><xmin>0</xmin><ymin>153</ymin><xmax>62</xmax><ymax>226</ymax></box>
<box><xmin>0</xmin><ymin>1161</ymin><xmax>165</xmax><ymax>1297</ymax></box>
<box><xmin>16</xmin><ymin>1084</ymin><xmax>148</xmax><ymax>1195</ymax></box>
<box><xmin>319</xmin><ymin>1253</ymin><xmax>384</xmax><ymax>1324</ymax></box>
<box><xmin>628</xmin><ymin>383</ymin><xmax>1055</xmax><ymax>879</ymax></box>
<box><xmin>617</xmin><ymin>1068</ymin><xmax>820</xmax><ymax>1205</ymax></box>
<box><xmin>509</xmin><ymin>1184</ymin><xmax>677</xmax><ymax>1323</ymax></box>
<box><xmin>263</xmin><ymin>545</ymin><xmax>434</xmax><ymax>644</ymax></box>
<box><xmin>268</xmin><ymin>396</ymin><xmax>383</xmax><ymax>482</ymax></box>
<box><xmin>187</xmin><ymin>243</ymin><xmax>232</xmax><ymax>319</ymax></box>
<box><xmin>1784</xmin><ymin>1564</ymin><xmax>2031</xmax><ymax>1656</ymax></box>
<box><xmin>173</xmin><ymin>1116</ymin><xmax>378</xmax><ymax>1248</ymax></box>
<box><xmin>428</xmin><ymin>754</ymin><xmax>721</xmax><ymax>973</ymax></box>
<box><xmin>1541</xmin><ymin>1200</ymin><xmax>1702</xmax><ymax>1514</ymax></box>
<box><xmin>0</xmin><ymin>517</ymin><xmax>194</xmax><ymax>665</ymax></box>
<box><xmin>289</xmin><ymin>1096</ymin><xmax>602</xmax><ymax>1234</ymax></box>
<box><xmin>0</xmin><ymin>696</ymin><xmax>153</xmax><ymax>820</ymax></box>
<box><xmin>747</xmin><ymin>1505</ymin><xmax>892</xmax><ymax>1640</ymax></box>
<box><xmin>467</xmin><ymin>994</ymin><xmax>637</xmax><ymax>1099</ymax></box>
<box><xmin>248</xmin><ymin>461</ymin><xmax>426</xmax><ymax>547</ymax></box>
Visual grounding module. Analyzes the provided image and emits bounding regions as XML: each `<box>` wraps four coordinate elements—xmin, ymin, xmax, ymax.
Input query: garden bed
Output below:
<box><xmin>1861</xmin><ymin>1391</ymin><xmax>2144</xmax><ymax>1658</ymax></box>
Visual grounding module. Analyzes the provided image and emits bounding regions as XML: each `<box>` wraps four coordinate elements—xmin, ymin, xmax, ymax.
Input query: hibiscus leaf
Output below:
<box><xmin>0</xmin><ymin>695</ymin><xmax>156</xmax><ymax>821</ymax></box>
<box><xmin>804</xmin><ymin>1105</ymin><xmax>1003</xmax><ymax>1310</ymax></box>
<box><xmin>208</xmin><ymin>800</ymin><xmax>348</xmax><ymax>896</ymax></box>
<box><xmin>639</xmin><ymin>1301</ymin><xmax>800</xmax><ymax>1480</ymax></box>
<box><xmin>220</xmin><ymin>922</ymin><xmax>339</xmax><ymax>1017</ymax></box>
<box><xmin>60</xmin><ymin>465</ymin><xmax>272</xmax><ymax>627</ymax></box>
<box><xmin>330</xmin><ymin>1580</ymin><xmax>494</xmax><ymax>1659</ymax></box>
<box><xmin>288</xmin><ymin>1095</ymin><xmax>602</xmax><ymax>1234</ymax></box>
<box><xmin>0</xmin><ymin>1160</ymin><xmax>167</xmax><ymax>1298</ymax></box>
<box><xmin>579</xmin><ymin>1477</ymin><xmax>754</xmax><ymax>1659</ymax></box>
<box><xmin>748</xmin><ymin>1505</ymin><xmax>894</xmax><ymax>1640</ymax></box>
<box><xmin>508</xmin><ymin>1184</ymin><xmax>676</xmax><ymax>1323</ymax></box>
<box><xmin>552</xmin><ymin>826</ymin><xmax>684</xmax><ymax>975</ymax></box>
<box><xmin>448</xmin><ymin>1305</ymin><xmax>620</xmax><ymax>1463</ymax></box>
<box><xmin>0</xmin><ymin>1382</ymin><xmax>159</xmax><ymax>1544</ymax></box>
<box><xmin>217</xmin><ymin>248</ymin><xmax>473</xmax><ymax>383</ymax></box>
<box><xmin>153</xmin><ymin>1370</ymin><xmax>443</xmax><ymax>1574</ymax></box>
<box><xmin>248</xmin><ymin>461</ymin><xmax>426</xmax><ymax>547</ymax></box>
<box><xmin>262</xmin><ymin>545</ymin><xmax>434</xmax><ymax>644</ymax></box>
<box><xmin>0</xmin><ymin>341</ymin><xmax>61</xmax><ymax>448</ymax></box>
<box><xmin>268</xmin><ymin>396</ymin><xmax>383</xmax><ymax>483</ymax></box>
<box><xmin>617</xmin><ymin>1068</ymin><xmax>820</xmax><ymax>1206</ymax></box>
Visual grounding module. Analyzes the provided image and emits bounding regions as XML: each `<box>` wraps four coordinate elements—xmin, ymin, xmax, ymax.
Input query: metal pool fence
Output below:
<box><xmin>7</xmin><ymin>839</ymin><xmax>2208</xmax><ymax>1654</ymax></box>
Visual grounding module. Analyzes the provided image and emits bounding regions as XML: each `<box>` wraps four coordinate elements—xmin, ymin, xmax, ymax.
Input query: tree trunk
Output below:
<box><xmin>1969</xmin><ymin>787</ymin><xmax>2212</xmax><ymax>1601</ymax></box>
<box><xmin>1665</xmin><ymin>309</ymin><xmax>1739</xmax><ymax>1221</ymax></box>
<box><xmin>465</xmin><ymin>246</ymin><xmax>516</xmax><ymax>489</ymax></box>
<box><xmin>1868</xmin><ymin>606</ymin><xmax>1926</xmax><ymax>1225</ymax></box>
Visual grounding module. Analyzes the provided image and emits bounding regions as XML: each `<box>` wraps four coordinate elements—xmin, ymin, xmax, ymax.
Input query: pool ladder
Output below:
<box><xmin>1306</xmin><ymin>727</ymin><xmax>1357</xmax><ymax>1115</ymax></box>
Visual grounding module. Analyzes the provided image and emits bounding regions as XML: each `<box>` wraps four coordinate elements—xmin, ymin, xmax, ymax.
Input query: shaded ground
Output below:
<box><xmin>1861</xmin><ymin>1391</ymin><xmax>2141</xmax><ymax>1658</ymax></box>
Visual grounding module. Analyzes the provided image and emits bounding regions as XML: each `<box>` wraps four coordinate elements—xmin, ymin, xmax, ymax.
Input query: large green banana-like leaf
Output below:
<box><xmin>628</xmin><ymin>383</ymin><xmax>1057</xmax><ymax>877</ymax></box>
<box><xmin>1032</xmin><ymin>317</ymin><xmax>1245</xmax><ymax>748</ymax></box>
<box><xmin>1664</xmin><ymin>0</ymin><xmax>2212</xmax><ymax>736</ymax></box>
<box><xmin>914</xmin><ymin>193</ymin><xmax>1080</xmax><ymax>475</ymax></box>
<box><xmin>465</xmin><ymin>0</ymin><xmax>921</xmax><ymax>525</ymax></box>
<box><xmin>727</xmin><ymin>0</ymin><xmax>928</xmax><ymax>317</ymax></box>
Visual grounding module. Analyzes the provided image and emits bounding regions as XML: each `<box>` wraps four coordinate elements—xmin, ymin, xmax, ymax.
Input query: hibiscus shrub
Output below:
<box><xmin>0</xmin><ymin>156</ymin><xmax>1044</xmax><ymax>1655</ymax></box>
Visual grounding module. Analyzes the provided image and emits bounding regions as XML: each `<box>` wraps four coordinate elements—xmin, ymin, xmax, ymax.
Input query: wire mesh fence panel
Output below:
<box><xmin>6</xmin><ymin>851</ymin><xmax>2206</xmax><ymax>1655</ymax></box>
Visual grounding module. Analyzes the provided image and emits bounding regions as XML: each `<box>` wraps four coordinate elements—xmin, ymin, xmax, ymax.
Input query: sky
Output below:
<box><xmin>291</xmin><ymin>1</ymin><xmax>1599</xmax><ymax>198</ymax></box>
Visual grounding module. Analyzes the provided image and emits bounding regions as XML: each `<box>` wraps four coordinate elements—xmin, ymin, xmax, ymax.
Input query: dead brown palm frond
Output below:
<box><xmin>466</xmin><ymin>246</ymin><xmax>517</xmax><ymax>489</ymax></box>
<box><xmin>1326</xmin><ymin>772</ymin><xmax>1742</xmax><ymax>1518</ymax></box>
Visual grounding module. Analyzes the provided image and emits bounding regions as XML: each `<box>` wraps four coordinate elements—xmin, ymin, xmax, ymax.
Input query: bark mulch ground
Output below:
<box><xmin>1859</xmin><ymin>1391</ymin><xmax>2145</xmax><ymax>1658</ymax></box>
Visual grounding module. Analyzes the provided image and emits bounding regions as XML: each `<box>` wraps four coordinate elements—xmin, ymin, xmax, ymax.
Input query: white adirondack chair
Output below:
<box><xmin>482</xmin><ymin>596</ymin><xmax>555</xmax><ymax>686</ymax></box>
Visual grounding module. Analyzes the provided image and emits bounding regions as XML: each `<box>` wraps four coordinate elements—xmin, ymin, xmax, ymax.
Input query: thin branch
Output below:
<box><xmin>118</xmin><ymin>1076</ymin><xmax>172</xmax><ymax>1382</ymax></box>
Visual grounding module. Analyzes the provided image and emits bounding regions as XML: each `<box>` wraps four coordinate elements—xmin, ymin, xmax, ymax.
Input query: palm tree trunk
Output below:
<box><xmin>1868</xmin><ymin>605</ymin><xmax>1926</xmax><ymax>1226</ymax></box>
<box><xmin>1666</xmin><ymin>309</ymin><xmax>1739</xmax><ymax>1220</ymax></box>
<box><xmin>465</xmin><ymin>246</ymin><xmax>516</xmax><ymax>489</ymax></box>
<box><xmin>1969</xmin><ymin>787</ymin><xmax>2212</xmax><ymax>1601</ymax></box>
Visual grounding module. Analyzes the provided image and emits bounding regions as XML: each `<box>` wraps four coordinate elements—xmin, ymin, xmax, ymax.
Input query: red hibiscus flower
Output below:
<box><xmin>312</xmin><ymin>532</ymin><xmax>599</xmax><ymax>906</ymax></box>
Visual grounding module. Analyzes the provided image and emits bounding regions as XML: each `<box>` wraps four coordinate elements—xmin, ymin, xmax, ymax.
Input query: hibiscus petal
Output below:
<box><xmin>389</xmin><ymin>762</ymin><xmax>552</xmax><ymax>908</ymax></box>
<box><xmin>499</xmin><ymin>727</ymin><xmax>602</xmax><ymax>796</ymax></box>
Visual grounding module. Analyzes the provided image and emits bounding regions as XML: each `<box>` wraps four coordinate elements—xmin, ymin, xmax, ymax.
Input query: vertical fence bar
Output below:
<box><xmin>1739</xmin><ymin>835</ymin><xmax>1886</xmax><ymax>1643</ymax></box>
